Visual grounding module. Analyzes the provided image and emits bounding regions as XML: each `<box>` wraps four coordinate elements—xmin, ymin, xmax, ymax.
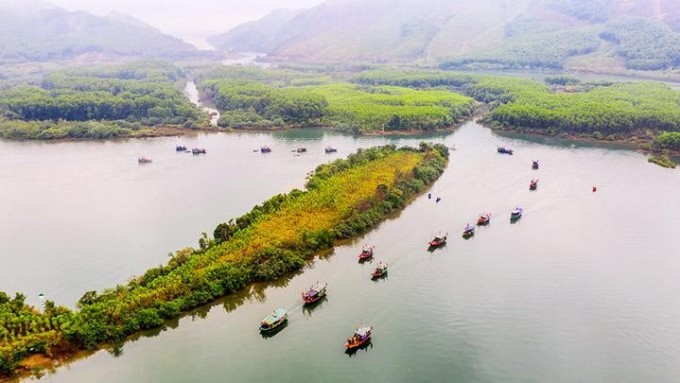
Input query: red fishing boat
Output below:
<box><xmin>371</xmin><ymin>262</ymin><xmax>388</xmax><ymax>279</ymax></box>
<box><xmin>345</xmin><ymin>326</ymin><xmax>372</xmax><ymax>350</ymax></box>
<box><xmin>358</xmin><ymin>245</ymin><xmax>374</xmax><ymax>261</ymax></box>
<box><xmin>477</xmin><ymin>213</ymin><xmax>491</xmax><ymax>225</ymax></box>
<box><xmin>428</xmin><ymin>234</ymin><xmax>447</xmax><ymax>248</ymax></box>
<box><xmin>530</xmin><ymin>179</ymin><xmax>538</xmax><ymax>190</ymax></box>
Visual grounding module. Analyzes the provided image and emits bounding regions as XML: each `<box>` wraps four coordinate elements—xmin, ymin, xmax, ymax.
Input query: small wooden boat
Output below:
<box><xmin>325</xmin><ymin>146</ymin><xmax>338</xmax><ymax>153</ymax></box>
<box><xmin>510</xmin><ymin>206</ymin><xmax>523</xmax><ymax>220</ymax></box>
<box><xmin>477</xmin><ymin>213</ymin><xmax>491</xmax><ymax>225</ymax></box>
<box><xmin>192</xmin><ymin>148</ymin><xmax>206</xmax><ymax>155</ymax></box>
<box><xmin>497</xmin><ymin>146</ymin><xmax>514</xmax><ymax>155</ymax></box>
<box><xmin>260</xmin><ymin>146</ymin><xmax>272</xmax><ymax>153</ymax></box>
<box><xmin>345</xmin><ymin>326</ymin><xmax>372</xmax><ymax>350</ymax></box>
<box><xmin>532</xmin><ymin>160</ymin><xmax>539</xmax><ymax>169</ymax></box>
<box><xmin>428</xmin><ymin>234</ymin><xmax>447</xmax><ymax>248</ymax></box>
<box><xmin>176</xmin><ymin>145</ymin><xmax>187</xmax><ymax>152</ymax></box>
<box><xmin>358</xmin><ymin>245</ymin><xmax>374</xmax><ymax>262</ymax></box>
<box><xmin>259</xmin><ymin>308</ymin><xmax>288</xmax><ymax>333</ymax></box>
<box><xmin>371</xmin><ymin>262</ymin><xmax>388</xmax><ymax>279</ymax></box>
<box><xmin>529</xmin><ymin>179</ymin><xmax>538</xmax><ymax>190</ymax></box>
<box><xmin>302</xmin><ymin>282</ymin><xmax>327</xmax><ymax>304</ymax></box>
<box><xmin>295</xmin><ymin>147</ymin><xmax>307</xmax><ymax>153</ymax></box>
<box><xmin>138</xmin><ymin>157</ymin><xmax>152</xmax><ymax>164</ymax></box>
<box><xmin>462</xmin><ymin>224</ymin><xmax>475</xmax><ymax>238</ymax></box>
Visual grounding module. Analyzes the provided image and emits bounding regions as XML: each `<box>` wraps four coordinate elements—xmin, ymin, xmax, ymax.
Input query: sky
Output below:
<box><xmin>46</xmin><ymin>0</ymin><xmax>325</xmax><ymax>41</ymax></box>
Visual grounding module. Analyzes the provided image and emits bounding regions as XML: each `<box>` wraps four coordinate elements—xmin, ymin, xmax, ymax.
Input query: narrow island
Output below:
<box><xmin>0</xmin><ymin>143</ymin><xmax>449</xmax><ymax>379</ymax></box>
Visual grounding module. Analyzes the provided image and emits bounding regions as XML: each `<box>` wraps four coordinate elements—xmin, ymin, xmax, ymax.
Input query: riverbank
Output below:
<box><xmin>0</xmin><ymin>144</ymin><xmax>448</xmax><ymax>380</ymax></box>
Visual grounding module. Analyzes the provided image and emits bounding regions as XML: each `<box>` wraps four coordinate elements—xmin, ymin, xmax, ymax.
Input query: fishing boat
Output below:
<box><xmin>259</xmin><ymin>308</ymin><xmax>288</xmax><ymax>333</ymax></box>
<box><xmin>532</xmin><ymin>160</ymin><xmax>539</xmax><ymax>169</ymax></box>
<box><xmin>462</xmin><ymin>223</ymin><xmax>475</xmax><ymax>238</ymax></box>
<box><xmin>325</xmin><ymin>146</ymin><xmax>338</xmax><ymax>153</ymax></box>
<box><xmin>529</xmin><ymin>179</ymin><xmax>539</xmax><ymax>190</ymax></box>
<box><xmin>477</xmin><ymin>213</ymin><xmax>491</xmax><ymax>225</ymax></box>
<box><xmin>302</xmin><ymin>282</ymin><xmax>327</xmax><ymax>304</ymax></box>
<box><xmin>345</xmin><ymin>326</ymin><xmax>372</xmax><ymax>350</ymax></box>
<box><xmin>510</xmin><ymin>206</ymin><xmax>523</xmax><ymax>220</ymax></box>
<box><xmin>138</xmin><ymin>157</ymin><xmax>152</xmax><ymax>164</ymax></box>
<box><xmin>192</xmin><ymin>148</ymin><xmax>206</xmax><ymax>155</ymax></box>
<box><xmin>497</xmin><ymin>146</ymin><xmax>514</xmax><ymax>155</ymax></box>
<box><xmin>260</xmin><ymin>146</ymin><xmax>272</xmax><ymax>153</ymax></box>
<box><xmin>176</xmin><ymin>145</ymin><xmax>187</xmax><ymax>152</ymax></box>
<box><xmin>371</xmin><ymin>262</ymin><xmax>388</xmax><ymax>279</ymax></box>
<box><xmin>428</xmin><ymin>234</ymin><xmax>447</xmax><ymax>248</ymax></box>
<box><xmin>358</xmin><ymin>245</ymin><xmax>374</xmax><ymax>262</ymax></box>
<box><xmin>295</xmin><ymin>147</ymin><xmax>307</xmax><ymax>153</ymax></box>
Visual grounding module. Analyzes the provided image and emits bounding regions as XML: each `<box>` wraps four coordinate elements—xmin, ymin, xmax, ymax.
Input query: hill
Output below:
<box><xmin>0</xmin><ymin>0</ymin><xmax>197</xmax><ymax>63</ymax></box>
<box><xmin>210</xmin><ymin>0</ymin><xmax>680</xmax><ymax>71</ymax></box>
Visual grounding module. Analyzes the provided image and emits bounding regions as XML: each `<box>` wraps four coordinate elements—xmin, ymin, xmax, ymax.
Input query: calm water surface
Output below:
<box><xmin>2</xmin><ymin>121</ymin><xmax>679</xmax><ymax>383</ymax></box>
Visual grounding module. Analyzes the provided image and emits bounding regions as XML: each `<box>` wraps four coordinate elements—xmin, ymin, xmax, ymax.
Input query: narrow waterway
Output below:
<box><xmin>2</xmin><ymin>121</ymin><xmax>679</xmax><ymax>383</ymax></box>
<box><xmin>184</xmin><ymin>80</ymin><xmax>220</xmax><ymax>126</ymax></box>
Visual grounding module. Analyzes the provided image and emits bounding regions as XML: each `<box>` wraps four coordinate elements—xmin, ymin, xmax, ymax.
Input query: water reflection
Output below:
<box><xmin>302</xmin><ymin>296</ymin><xmax>328</xmax><ymax>317</ymax></box>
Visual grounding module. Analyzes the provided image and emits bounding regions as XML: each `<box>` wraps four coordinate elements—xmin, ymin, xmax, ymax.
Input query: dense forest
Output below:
<box><xmin>354</xmin><ymin>69</ymin><xmax>680</xmax><ymax>138</ymax></box>
<box><xmin>0</xmin><ymin>61</ymin><xmax>202</xmax><ymax>139</ymax></box>
<box><xmin>198</xmin><ymin>67</ymin><xmax>474</xmax><ymax>133</ymax></box>
<box><xmin>0</xmin><ymin>143</ymin><xmax>449</xmax><ymax>378</ymax></box>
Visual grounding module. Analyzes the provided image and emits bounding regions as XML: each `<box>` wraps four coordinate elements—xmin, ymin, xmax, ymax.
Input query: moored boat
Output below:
<box><xmin>260</xmin><ymin>146</ymin><xmax>272</xmax><ymax>153</ymax></box>
<box><xmin>345</xmin><ymin>326</ymin><xmax>372</xmax><ymax>350</ymax></box>
<box><xmin>325</xmin><ymin>146</ymin><xmax>338</xmax><ymax>153</ymax></box>
<box><xmin>259</xmin><ymin>308</ymin><xmax>288</xmax><ymax>333</ymax></box>
<box><xmin>510</xmin><ymin>206</ymin><xmax>523</xmax><ymax>220</ymax></box>
<box><xmin>462</xmin><ymin>223</ymin><xmax>475</xmax><ymax>238</ymax></box>
<box><xmin>138</xmin><ymin>157</ymin><xmax>152</xmax><ymax>164</ymax></box>
<box><xmin>295</xmin><ymin>147</ymin><xmax>307</xmax><ymax>153</ymax></box>
<box><xmin>192</xmin><ymin>148</ymin><xmax>206</xmax><ymax>155</ymax></box>
<box><xmin>529</xmin><ymin>179</ymin><xmax>538</xmax><ymax>190</ymax></box>
<box><xmin>532</xmin><ymin>160</ymin><xmax>539</xmax><ymax>169</ymax></box>
<box><xmin>358</xmin><ymin>245</ymin><xmax>374</xmax><ymax>261</ymax></box>
<box><xmin>371</xmin><ymin>262</ymin><xmax>388</xmax><ymax>279</ymax></box>
<box><xmin>497</xmin><ymin>146</ymin><xmax>514</xmax><ymax>155</ymax></box>
<box><xmin>428</xmin><ymin>234</ymin><xmax>447</xmax><ymax>248</ymax></box>
<box><xmin>302</xmin><ymin>282</ymin><xmax>327</xmax><ymax>304</ymax></box>
<box><xmin>477</xmin><ymin>213</ymin><xmax>491</xmax><ymax>225</ymax></box>
<box><xmin>176</xmin><ymin>145</ymin><xmax>187</xmax><ymax>152</ymax></box>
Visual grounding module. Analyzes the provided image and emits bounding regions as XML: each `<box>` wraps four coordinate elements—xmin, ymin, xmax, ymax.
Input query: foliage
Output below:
<box><xmin>648</xmin><ymin>154</ymin><xmax>676</xmax><ymax>169</ymax></box>
<box><xmin>199</xmin><ymin>69</ymin><xmax>475</xmax><ymax>133</ymax></box>
<box><xmin>652</xmin><ymin>132</ymin><xmax>680</xmax><ymax>151</ymax></box>
<box><xmin>601</xmin><ymin>18</ymin><xmax>680</xmax><ymax>70</ymax></box>
<box><xmin>439</xmin><ymin>19</ymin><xmax>601</xmax><ymax>70</ymax></box>
<box><xmin>544</xmin><ymin>76</ymin><xmax>581</xmax><ymax>86</ymax></box>
<box><xmin>351</xmin><ymin>69</ymin><xmax>680</xmax><ymax>137</ymax></box>
<box><xmin>0</xmin><ymin>61</ymin><xmax>202</xmax><ymax>139</ymax></box>
<box><xmin>547</xmin><ymin>0</ymin><xmax>614</xmax><ymax>22</ymax></box>
<box><xmin>0</xmin><ymin>144</ymin><xmax>449</xmax><ymax>377</ymax></box>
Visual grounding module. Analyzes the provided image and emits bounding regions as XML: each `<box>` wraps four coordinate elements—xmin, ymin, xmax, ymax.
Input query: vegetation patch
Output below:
<box><xmin>0</xmin><ymin>143</ymin><xmax>449</xmax><ymax>379</ymax></box>
<box><xmin>648</xmin><ymin>154</ymin><xmax>677</xmax><ymax>169</ymax></box>
<box><xmin>0</xmin><ymin>61</ymin><xmax>202</xmax><ymax>140</ymax></box>
<box><xmin>199</xmin><ymin>67</ymin><xmax>475</xmax><ymax>133</ymax></box>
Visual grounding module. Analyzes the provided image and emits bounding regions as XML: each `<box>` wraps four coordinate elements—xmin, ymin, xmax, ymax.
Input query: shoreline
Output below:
<box><xmin>1</xmin><ymin>144</ymin><xmax>448</xmax><ymax>381</ymax></box>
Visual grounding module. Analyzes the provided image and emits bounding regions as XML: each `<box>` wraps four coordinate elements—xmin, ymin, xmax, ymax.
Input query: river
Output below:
<box><xmin>2</xmin><ymin>121</ymin><xmax>679</xmax><ymax>382</ymax></box>
<box><xmin>184</xmin><ymin>80</ymin><xmax>220</xmax><ymax>126</ymax></box>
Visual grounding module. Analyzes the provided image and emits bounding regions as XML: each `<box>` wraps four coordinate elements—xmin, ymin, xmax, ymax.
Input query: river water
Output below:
<box><xmin>2</xmin><ymin>121</ymin><xmax>679</xmax><ymax>383</ymax></box>
<box><xmin>184</xmin><ymin>80</ymin><xmax>220</xmax><ymax>126</ymax></box>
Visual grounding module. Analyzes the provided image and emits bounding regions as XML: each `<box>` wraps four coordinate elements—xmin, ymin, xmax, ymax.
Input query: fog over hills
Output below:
<box><xmin>210</xmin><ymin>0</ymin><xmax>680</xmax><ymax>70</ymax></box>
<box><xmin>0</xmin><ymin>0</ymin><xmax>197</xmax><ymax>63</ymax></box>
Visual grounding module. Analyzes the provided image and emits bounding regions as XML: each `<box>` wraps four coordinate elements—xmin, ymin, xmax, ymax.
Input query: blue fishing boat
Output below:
<box><xmin>511</xmin><ymin>206</ymin><xmax>523</xmax><ymax>220</ymax></box>
<box><xmin>462</xmin><ymin>223</ymin><xmax>475</xmax><ymax>238</ymax></box>
<box><xmin>259</xmin><ymin>308</ymin><xmax>288</xmax><ymax>333</ymax></box>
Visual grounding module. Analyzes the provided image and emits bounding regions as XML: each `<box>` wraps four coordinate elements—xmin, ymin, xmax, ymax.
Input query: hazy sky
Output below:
<box><xmin>47</xmin><ymin>0</ymin><xmax>324</xmax><ymax>39</ymax></box>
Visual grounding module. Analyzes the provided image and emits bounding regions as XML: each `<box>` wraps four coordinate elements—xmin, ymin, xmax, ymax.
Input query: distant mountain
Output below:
<box><xmin>0</xmin><ymin>0</ymin><xmax>197</xmax><ymax>63</ymax></box>
<box><xmin>211</xmin><ymin>0</ymin><xmax>680</xmax><ymax>70</ymax></box>
<box><xmin>208</xmin><ymin>8</ymin><xmax>304</xmax><ymax>52</ymax></box>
